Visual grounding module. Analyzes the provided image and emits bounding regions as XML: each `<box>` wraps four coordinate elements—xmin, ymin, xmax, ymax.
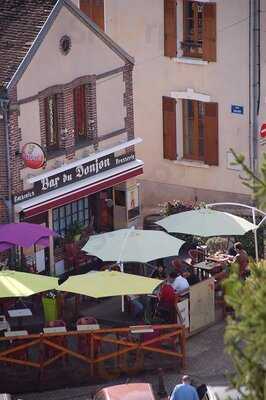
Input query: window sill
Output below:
<box><xmin>174</xmin><ymin>57</ymin><xmax>208</xmax><ymax>66</ymax></box>
<box><xmin>46</xmin><ymin>148</ymin><xmax>65</xmax><ymax>160</ymax></box>
<box><xmin>174</xmin><ymin>159</ymin><xmax>210</xmax><ymax>169</ymax></box>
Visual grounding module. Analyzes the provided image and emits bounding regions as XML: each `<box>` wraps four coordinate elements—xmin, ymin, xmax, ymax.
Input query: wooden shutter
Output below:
<box><xmin>204</xmin><ymin>102</ymin><xmax>218</xmax><ymax>165</ymax></box>
<box><xmin>162</xmin><ymin>96</ymin><xmax>177</xmax><ymax>160</ymax></box>
<box><xmin>202</xmin><ymin>3</ymin><xmax>216</xmax><ymax>62</ymax></box>
<box><xmin>74</xmin><ymin>85</ymin><xmax>87</xmax><ymax>139</ymax></box>
<box><xmin>80</xmin><ymin>0</ymin><xmax>105</xmax><ymax>31</ymax></box>
<box><xmin>164</xmin><ymin>0</ymin><xmax>177</xmax><ymax>57</ymax></box>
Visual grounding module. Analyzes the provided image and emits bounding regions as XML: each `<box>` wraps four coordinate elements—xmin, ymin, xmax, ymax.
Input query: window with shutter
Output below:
<box><xmin>182</xmin><ymin>99</ymin><xmax>218</xmax><ymax>165</ymax></box>
<box><xmin>73</xmin><ymin>85</ymin><xmax>87</xmax><ymax>143</ymax></box>
<box><xmin>45</xmin><ymin>94</ymin><xmax>59</xmax><ymax>151</ymax></box>
<box><xmin>162</xmin><ymin>96</ymin><xmax>177</xmax><ymax>160</ymax></box>
<box><xmin>204</xmin><ymin>102</ymin><xmax>218</xmax><ymax>165</ymax></box>
<box><xmin>80</xmin><ymin>0</ymin><xmax>105</xmax><ymax>31</ymax></box>
<box><xmin>182</xmin><ymin>1</ymin><xmax>216</xmax><ymax>61</ymax></box>
<box><xmin>164</xmin><ymin>0</ymin><xmax>177</xmax><ymax>57</ymax></box>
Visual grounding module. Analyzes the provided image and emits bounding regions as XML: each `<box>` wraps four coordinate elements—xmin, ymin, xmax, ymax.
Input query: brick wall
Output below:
<box><xmin>123</xmin><ymin>62</ymin><xmax>134</xmax><ymax>141</ymax></box>
<box><xmin>0</xmin><ymin>116</ymin><xmax>8</xmax><ymax>223</ymax></box>
<box><xmin>8</xmin><ymin>86</ymin><xmax>24</xmax><ymax>198</ymax></box>
<box><xmin>86</xmin><ymin>75</ymin><xmax>98</xmax><ymax>148</ymax></box>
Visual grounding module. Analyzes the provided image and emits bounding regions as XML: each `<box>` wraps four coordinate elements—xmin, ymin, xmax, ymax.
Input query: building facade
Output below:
<box><xmin>94</xmin><ymin>0</ymin><xmax>260</xmax><ymax>211</ymax></box>
<box><xmin>0</xmin><ymin>0</ymin><xmax>143</xmax><ymax>274</ymax></box>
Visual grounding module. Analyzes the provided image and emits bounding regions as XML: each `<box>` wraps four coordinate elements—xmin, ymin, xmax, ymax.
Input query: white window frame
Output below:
<box><xmin>171</xmin><ymin>88</ymin><xmax>211</xmax><ymax>164</ymax></box>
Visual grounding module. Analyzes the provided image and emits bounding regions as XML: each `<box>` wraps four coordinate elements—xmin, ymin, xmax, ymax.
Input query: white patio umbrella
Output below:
<box><xmin>82</xmin><ymin>228</ymin><xmax>184</xmax><ymax>263</ymax></box>
<box><xmin>156</xmin><ymin>208</ymin><xmax>257</xmax><ymax>237</ymax></box>
<box><xmin>82</xmin><ymin>228</ymin><xmax>184</xmax><ymax>311</ymax></box>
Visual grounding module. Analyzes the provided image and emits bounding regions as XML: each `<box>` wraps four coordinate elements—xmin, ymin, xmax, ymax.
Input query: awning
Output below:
<box><xmin>16</xmin><ymin>160</ymin><xmax>143</xmax><ymax>218</ymax></box>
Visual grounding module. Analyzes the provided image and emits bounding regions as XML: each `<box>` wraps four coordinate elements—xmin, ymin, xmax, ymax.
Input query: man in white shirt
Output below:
<box><xmin>170</xmin><ymin>271</ymin><xmax>189</xmax><ymax>293</ymax></box>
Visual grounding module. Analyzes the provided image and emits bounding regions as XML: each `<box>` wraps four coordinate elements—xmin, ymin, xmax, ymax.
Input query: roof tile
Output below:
<box><xmin>0</xmin><ymin>0</ymin><xmax>57</xmax><ymax>87</ymax></box>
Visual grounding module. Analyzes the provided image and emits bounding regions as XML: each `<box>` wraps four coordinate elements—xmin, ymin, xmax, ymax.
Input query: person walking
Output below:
<box><xmin>170</xmin><ymin>375</ymin><xmax>199</xmax><ymax>400</ymax></box>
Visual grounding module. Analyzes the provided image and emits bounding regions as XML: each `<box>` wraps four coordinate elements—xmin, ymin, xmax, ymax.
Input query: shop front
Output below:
<box><xmin>13</xmin><ymin>139</ymin><xmax>143</xmax><ymax>275</ymax></box>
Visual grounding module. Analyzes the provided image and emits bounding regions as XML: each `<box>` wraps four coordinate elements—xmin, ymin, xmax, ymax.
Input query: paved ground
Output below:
<box><xmin>19</xmin><ymin>321</ymin><xmax>234</xmax><ymax>400</ymax></box>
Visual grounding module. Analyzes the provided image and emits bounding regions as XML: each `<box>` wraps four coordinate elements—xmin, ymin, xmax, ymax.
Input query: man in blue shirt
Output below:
<box><xmin>170</xmin><ymin>375</ymin><xmax>199</xmax><ymax>400</ymax></box>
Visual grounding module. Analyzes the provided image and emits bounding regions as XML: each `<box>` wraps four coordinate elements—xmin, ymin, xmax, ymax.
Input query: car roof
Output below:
<box><xmin>98</xmin><ymin>383</ymin><xmax>155</xmax><ymax>400</ymax></box>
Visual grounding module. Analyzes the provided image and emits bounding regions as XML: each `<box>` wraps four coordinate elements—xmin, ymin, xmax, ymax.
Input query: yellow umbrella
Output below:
<box><xmin>57</xmin><ymin>270</ymin><xmax>162</xmax><ymax>298</ymax></box>
<box><xmin>0</xmin><ymin>270</ymin><xmax>58</xmax><ymax>298</ymax></box>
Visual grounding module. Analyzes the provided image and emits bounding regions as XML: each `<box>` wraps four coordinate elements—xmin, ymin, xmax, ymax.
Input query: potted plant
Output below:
<box><xmin>65</xmin><ymin>221</ymin><xmax>84</xmax><ymax>242</ymax></box>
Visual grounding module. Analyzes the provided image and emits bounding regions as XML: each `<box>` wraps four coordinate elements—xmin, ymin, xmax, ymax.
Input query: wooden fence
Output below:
<box><xmin>0</xmin><ymin>324</ymin><xmax>186</xmax><ymax>380</ymax></box>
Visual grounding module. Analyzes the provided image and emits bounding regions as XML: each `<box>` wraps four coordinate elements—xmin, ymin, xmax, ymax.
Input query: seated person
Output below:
<box><xmin>172</xmin><ymin>259</ymin><xmax>199</xmax><ymax>286</ymax></box>
<box><xmin>128</xmin><ymin>295</ymin><xmax>144</xmax><ymax>319</ymax></box>
<box><xmin>157</xmin><ymin>277</ymin><xmax>177</xmax><ymax>323</ymax></box>
<box><xmin>230</xmin><ymin>242</ymin><xmax>249</xmax><ymax>279</ymax></box>
<box><xmin>151</xmin><ymin>260</ymin><xmax>166</xmax><ymax>280</ymax></box>
<box><xmin>170</xmin><ymin>271</ymin><xmax>189</xmax><ymax>294</ymax></box>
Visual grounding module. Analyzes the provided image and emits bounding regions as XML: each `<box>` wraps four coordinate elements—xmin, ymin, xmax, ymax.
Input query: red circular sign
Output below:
<box><xmin>260</xmin><ymin>123</ymin><xmax>266</xmax><ymax>138</ymax></box>
<box><xmin>21</xmin><ymin>143</ymin><xmax>46</xmax><ymax>169</ymax></box>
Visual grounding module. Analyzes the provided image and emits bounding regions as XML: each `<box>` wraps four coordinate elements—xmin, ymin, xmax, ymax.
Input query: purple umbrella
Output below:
<box><xmin>0</xmin><ymin>222</ymin><xmax>57</xmax><ymax>252</ymax></box>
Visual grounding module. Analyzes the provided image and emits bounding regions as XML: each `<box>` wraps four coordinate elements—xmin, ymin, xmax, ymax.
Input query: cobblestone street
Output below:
<box><xmin>21</xmin><ymin>321</ymin><xmax>234</xmax><ymax>400</ymax></box>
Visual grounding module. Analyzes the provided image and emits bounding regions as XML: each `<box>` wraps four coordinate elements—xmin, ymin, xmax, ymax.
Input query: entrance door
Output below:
<box><xmin>96</xmin><ymin>189</ymin><xmax>114</xmax><ymax>232</ymax></box>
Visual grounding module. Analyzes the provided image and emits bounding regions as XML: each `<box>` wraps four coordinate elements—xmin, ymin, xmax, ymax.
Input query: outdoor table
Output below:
<box><xmin>7</xmin><ymin>308</ymin><xmax>32</xmax><ymax>329</ymax></box>
<box><xmin>76</xmin><ymin>316</ymin><xmax>99</xmax><ymax>356</ymax></box>
<box><xmin>193</xmin><ymin>261</ymin><xmax>222</xmax><ymax>280</ymax></box>
<box><xmin>0</xmin><ymin>315</ymin><xmax>10</xmax><ymax>333</ymax></box>
<box><xmin>4</xmin><ymin>330</ymin><xmax>29</xmax><ymax>360</ymax></box>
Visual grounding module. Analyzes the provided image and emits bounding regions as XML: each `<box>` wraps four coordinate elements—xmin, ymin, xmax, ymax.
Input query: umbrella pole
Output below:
<box><xmin>252</xmin><ymin>208</ymin><xmax>259</xmax><ymax>262</ymax></box>
<box><xmin>121</xmin><ymin>262</ymin><xmax>125</xmax><ymax>312</ymax></box>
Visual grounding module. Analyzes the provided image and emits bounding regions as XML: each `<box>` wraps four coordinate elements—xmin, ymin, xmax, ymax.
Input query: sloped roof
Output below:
<box><xmin>0</xmin><ymin>0</ymin><xmax>57</xmax><ymax>87</ymax></box>
<box><xmin>0</xmin><ymin>0</ymin><xmax>134</xmax><ymax>90</ymax></box>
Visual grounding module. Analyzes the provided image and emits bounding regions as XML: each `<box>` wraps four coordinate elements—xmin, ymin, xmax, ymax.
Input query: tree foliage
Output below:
<box><xmin>224</xmin><ymin>151</ymin><xmax>266</xmax><ymax>399</ymax></box>
<box><xmin>224</xmin><ymin>261</ymin><xmax>266</xmax><ymax>400</ymax></box>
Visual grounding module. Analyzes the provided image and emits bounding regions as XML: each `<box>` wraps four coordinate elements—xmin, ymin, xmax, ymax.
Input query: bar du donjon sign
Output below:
<box><xmin>13</xmin><ymin>151</ymin><xmax>135</xmax><ymax>204</ymax></box>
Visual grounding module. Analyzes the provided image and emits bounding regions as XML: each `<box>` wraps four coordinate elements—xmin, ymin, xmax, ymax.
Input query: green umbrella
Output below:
<box><xmin>156</xmin><ymin>209</ymin><xmax>257</xmax><ymax>237</ymax></box>
<box><xmin>57</xmin><ymin>270</ymin><xmax>162</xmax><ymax>298</ymax></box>
<box><xmin>0</xmin><ymin>270</ymin><xmax>58</xmax><ymax>298</ymax></box>
<box><xmin>82</xmin><ymin>228</ymin><xmax>184</xmax><ymax>263</ymax></box>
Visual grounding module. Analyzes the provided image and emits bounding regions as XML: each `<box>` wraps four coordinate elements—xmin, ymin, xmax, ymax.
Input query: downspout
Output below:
<box><xmin>251</xmin><ymin>0</ymin><xmax>260</xmax><ymax>177</ymax></box>
<box><xmin>0</xmin><ymin>89</ymin><xmax>13</xmax><ymax>223</ymax></box>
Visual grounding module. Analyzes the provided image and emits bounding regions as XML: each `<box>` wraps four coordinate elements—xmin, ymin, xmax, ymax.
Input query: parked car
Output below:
<box><xmin>94</xmin><ymin>383</ymin><xmax>156</xmax><ymax>400</ymax></box>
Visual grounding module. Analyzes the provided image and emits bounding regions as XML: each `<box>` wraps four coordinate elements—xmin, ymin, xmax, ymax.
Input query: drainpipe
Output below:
<box><xmin>0</xmin><ymin>88</ymin><xmax>13</xmax><ymax>223</ymax></box>
<box><xmin>251</xmin><ymin>0</ymin><xmax>260</xmax><ymax>177</ymax></box>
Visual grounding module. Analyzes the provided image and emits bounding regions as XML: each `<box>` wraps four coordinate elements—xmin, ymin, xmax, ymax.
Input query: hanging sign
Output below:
<box><xmin>260</xmin><ymin>123</ymin><xmax>266</xmax><ymax>138</ymax></box>
<box><xmin>21</xmin><ymin>143</ymin><xmax>46</xmax><ymax>169</ymax></box>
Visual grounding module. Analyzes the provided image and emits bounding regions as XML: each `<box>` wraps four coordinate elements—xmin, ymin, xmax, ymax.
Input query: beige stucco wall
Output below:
<box><xmin>17</xmin><ymin>5</ymin><xmax>124</xmax><ymax>100</ymax></box>
<box><xmin>16</xmin><ymin>4</ymin><xmax>129</xmax><ymax>187</ymax></box>
<box><xmin>96</xmin><ymin>72</ymin><xmax>126</xmax><ymax>136</ymax></box>
<box><xmin>105</xmin><ymin>0</ymin><xmax>251</xmax><ymax>205</ymax></box>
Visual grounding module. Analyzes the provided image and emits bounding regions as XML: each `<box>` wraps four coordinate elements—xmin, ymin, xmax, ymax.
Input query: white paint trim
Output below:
<box><xmin>174</xmin><ymin>57</ymin><xmax>208</xmax><ymax>66</ymax></box>
<box><xmin>173</xmin><ymin>160</ymin><xmax>209</xmax><ymax>169</ymax></box>
<box><xmin>171</xmin><ymin>88</ymin><xmax>211</xmax><ymax>102</ymax></box>
<box><xmin>15</xmin><ymin>159</ymin><xmax>144</xmax><ymax>212</ymax></box>
<box><xmin>28</xmin><ymin>137</ymin><xmax>142</xmax><ymax>184</ymax></box>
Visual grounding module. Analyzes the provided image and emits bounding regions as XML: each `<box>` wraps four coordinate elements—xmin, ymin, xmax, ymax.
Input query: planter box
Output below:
<box><xmin>42</xmin><ymin>297</ymin><xmax>58</xmax><ymax>322</ymax></box>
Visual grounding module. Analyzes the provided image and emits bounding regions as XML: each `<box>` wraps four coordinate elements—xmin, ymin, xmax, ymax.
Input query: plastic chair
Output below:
<box><xmin>188</xmin><ymin>249</ymin><xmax>205</xmax><ymax>264</ymax></box>
<box><xmin>64</xmin><ymin>243</ymin><xmax>88</xmax><ymax>272</ymax></box>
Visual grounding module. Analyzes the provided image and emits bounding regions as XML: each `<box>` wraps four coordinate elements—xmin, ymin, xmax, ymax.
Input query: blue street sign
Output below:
<box><xmin>231</xmin><ymin>104</ymin><xmax>244</xmax><ymax>115</ymax></box>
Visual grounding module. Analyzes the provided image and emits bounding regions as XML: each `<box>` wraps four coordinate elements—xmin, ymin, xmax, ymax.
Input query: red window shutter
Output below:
<box><xmin>202</xmin><ymin>3</ymin><xmax>216</xmax><ymax>62</ymax></box>
<box><xmin>164</xmin><ymin>0</ymin><xmax>177</xmax><ymax>57</ymax></box>
<box><xmin>162</xmin><ymin>96</ymin><xmax>177</xmax><ymax>160</ymax></box>
<box><xmin>204</xmin><ymin>102</ymin><xmax>218</xmax><ymax>165</ymax></box>
<box><xmin>74</xmin><ymin>85</ymin><xmax>87</xmax><ymax>138</ymax></box>
<box><xmin>80</xmin><ymin>0</ymin><xmax>105</xmax><ymax>31</ymax></box>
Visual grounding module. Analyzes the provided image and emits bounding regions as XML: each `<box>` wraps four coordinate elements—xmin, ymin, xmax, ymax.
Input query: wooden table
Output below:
<box><xmin>193</xmin><ymin>261</ymin><xmax>222</xmax><ymax>279</ymax></box>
